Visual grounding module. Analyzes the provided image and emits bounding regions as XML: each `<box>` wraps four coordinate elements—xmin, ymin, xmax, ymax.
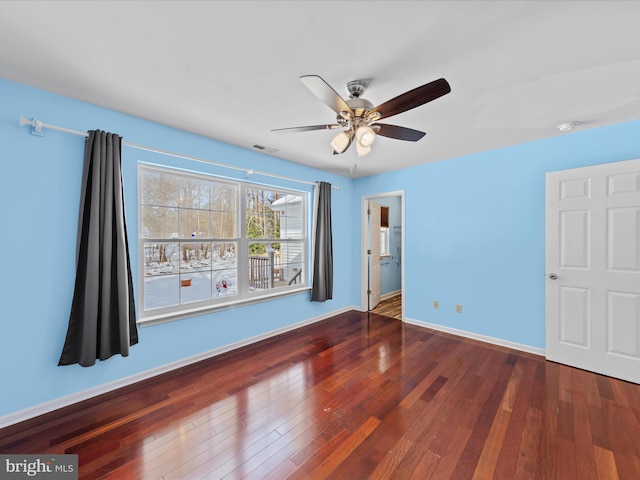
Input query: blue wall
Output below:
<box><xmin>0</xmin><ymin>78</ymin><xmax>357</xmax><ymax>419</ymax></box>
<box><xmin>355</xmin><ymin>119</ymin><xmax>640</xmax><ymax>349</ymax></box>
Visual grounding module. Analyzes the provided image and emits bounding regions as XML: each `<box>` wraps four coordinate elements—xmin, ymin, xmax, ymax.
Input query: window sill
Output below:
<box><xmin>138</xmin><ymin>286</ymin><xmax>312</xmax><ymax>327</ymax></box>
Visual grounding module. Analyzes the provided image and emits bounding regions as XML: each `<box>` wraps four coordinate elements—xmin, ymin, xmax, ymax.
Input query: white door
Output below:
<box><xmin>368</xmin><ymin>200</ymin><xmax>381</xmax><ymax>310</ymax></box>
<box><xmin>546</xmin><ymin>158</ymin><xmax>640</xmax><ymax>384</ymax></box>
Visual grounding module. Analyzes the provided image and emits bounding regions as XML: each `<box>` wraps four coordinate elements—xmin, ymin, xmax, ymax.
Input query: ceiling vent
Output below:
<box><xmin>252</xmin><ymin>144</ymin><xmax>279</xmax><ymax>154</ymax></box>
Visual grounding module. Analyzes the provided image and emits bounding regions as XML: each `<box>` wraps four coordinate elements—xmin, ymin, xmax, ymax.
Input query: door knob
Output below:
<box><xmin>548</xmin><ymin>273</ymin><xmax>558</xmax><ymax>280</ymax></box>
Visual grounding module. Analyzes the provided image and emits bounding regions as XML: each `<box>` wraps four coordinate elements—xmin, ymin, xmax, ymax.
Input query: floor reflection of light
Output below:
<box><xmin>138</xmin><ymin>360</ymin><xmax>321</xmax><ymax>477</ymax></box>
<box><xmin>140</xmin><ymin>398</ymin><xmax>236</xmax><ymax>478</ymax></box>
<box><xmin>245</xmin><ymin>363</ymin><xmax>309</xmax><ymax>427</ymax></box>
<box><xmin>378</xmin><ymin>343</ymin><xmax>391</xmax><ymax>373</ymax></box>
<box><xmin>220</xmin><ymin>362</ymin><xmax>318</xmax><ymax>478</ymax></box>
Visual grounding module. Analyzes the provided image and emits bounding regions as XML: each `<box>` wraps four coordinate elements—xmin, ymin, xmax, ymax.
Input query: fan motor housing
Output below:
<box><xmin>337</xmin><ymin>98</ymin><xmax>374</xmax><ymax>124</ymax></box>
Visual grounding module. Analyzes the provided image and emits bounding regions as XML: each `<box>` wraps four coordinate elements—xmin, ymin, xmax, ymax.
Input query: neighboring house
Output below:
<box><xmin>269</xmin><ymin>194</ymin><xmax>304</xmax><ymax>286</ymax></box>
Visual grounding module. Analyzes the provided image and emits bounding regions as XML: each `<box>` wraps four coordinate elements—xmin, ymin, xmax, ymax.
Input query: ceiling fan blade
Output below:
<box><xmin>370</xmin><ymin>78</ymin><xmax>451</xmax><ymax>120</ymax></box>
<box><xmin>271</xmin><ymin>124</ymin><xmax>340</xmax><ymax>133</ymax></box>
<box><xmin>374</xmin><ymin>123</ymin><xmax>426</xmax><ymax>142</ymax></box>
<box><xmin>300</xmin><ymin>75</ymin><xmax>354</xmax><ymax>117</ymax></box>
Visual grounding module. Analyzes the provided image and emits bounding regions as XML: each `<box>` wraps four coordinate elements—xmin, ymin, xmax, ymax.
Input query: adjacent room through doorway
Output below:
<box><xmin>362</xmin><ymin>191</ymin><xmax>405</xmax><ymax>320</ymax></box>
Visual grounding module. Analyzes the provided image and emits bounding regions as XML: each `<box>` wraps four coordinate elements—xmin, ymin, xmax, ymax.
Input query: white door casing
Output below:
<box><xmin>546</xmin><ymin>158</ymin><xmax>640</xmax><ymax>384</ymax></box>
<box><xmin>368</xmin><ymin>200</ymin><xmax>381</xmax><ymax>310</ymax></box>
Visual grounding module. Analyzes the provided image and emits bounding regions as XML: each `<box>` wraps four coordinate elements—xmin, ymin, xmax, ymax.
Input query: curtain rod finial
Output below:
<box><xmin>19</xmin><ymin>116</ymin><xmax>45</xmax><ymax>136</ymax></box>
<box><xmin>19</xmin><ymin>115</ymin><xmax>33</xmax><ymax>127</ymax></box>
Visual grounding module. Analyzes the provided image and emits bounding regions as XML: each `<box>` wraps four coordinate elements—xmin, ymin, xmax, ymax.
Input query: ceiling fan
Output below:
<box><xmin>272</xmin><ymin>75</ymin><xmax>451</xmax><ymax>157</ymax></box>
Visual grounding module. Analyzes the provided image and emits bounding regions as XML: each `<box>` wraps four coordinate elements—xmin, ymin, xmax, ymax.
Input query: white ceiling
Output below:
<box><xmin>2</xmin><ymin>1</ymin><xmax>640</xmax><ymax>178</ymax></box>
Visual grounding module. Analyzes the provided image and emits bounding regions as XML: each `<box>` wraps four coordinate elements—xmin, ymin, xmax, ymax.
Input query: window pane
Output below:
<box><xmin>144</xmin><ymin>242</ymin><xmax>180</xmax><ymax>276</ymax></box>
<box><xmin>248</xmin><ymin>243</ymin><xmax>277</xmax><ymax>291</ymax></box>
<box><xmin>280</xmin><ymin>243</ymin><xmax>304</xmax><ymax>285</ymax></box>
<box><xmin>142</xmin><ymin>206</ymin><xmax>178</xmax><ymax>238</ymax></box>
<box><xmin>211</xmin><ymin>182</ymin><xmax>237</xmax><ymax>212</ymax></box>
<box><xmin>282</xmin><ymin>262</ymin><xmax>304</xmax><ymax>286</ymax></box>
<box><xmin>179</xmin><ymin>177</ymin><xmax>210</xmax><ymax>209</ymax></box>
<box><xmin>180</xmin><ymin>242</ymin><xmax>212</xmax><ymax>272</ymax></box>
<box><xmin>246</xmin><ymin>189</ymin><xmax>285</xmax><ymax>240</ymax></box>
<box><xmin>380</xmin><ymin>227</ymin><xmax>389</xmax><ymax>255</ymax></box>
<box><xmin>179</xmin><ymin>210</ymin><xmax>211</xmax><ymax>239</ymax></box>
<box><xmin>283</xmin><ymin>194</ymin><xmax>303</xmax><ymax>214</ymax></box>
<box><xmin>211</xmin><ymin>210</ymin><xmax>237</xmax><ymax>238</ymax></box>
<box><xmin>246</xmin><ymin>213</ymin><xmax>280</xmax><ymax>239</ymax></box>
<box><xmin>281</xmin><ymin>214</ymin><xmax>303</xmax><ymax>239</ymax></box>
<box><xmin>144</xmin><ymin>275</ymin><xmax>179</xmax><ymax>310</ymax></box>
<box><xmin>179</xmin><ymin>271</ymin><xmax>212</xmax><ymax>304</ymax></box>
<box><xmin>212</xmin><ymin>242</ymin><xmax>237</xmax><ymax>270</ymax></box>
<box><xmin>213</xmin><ymin>269</ymin><xmax>237</xmax><ymax>298</ymax></box>
<box><xmin>280</xmin><ymin>242</ymin><xmax>304</xmax><ymax>265</ymax></box>
<box><xmin>141</xmin><ymin>169</ymin><xmax>179</xmax><ymax>207</ymax></box>
<box><xmin>276</xmin><ymin>194</ymin><xmax>304</xmax><ymax>239</ymax></box>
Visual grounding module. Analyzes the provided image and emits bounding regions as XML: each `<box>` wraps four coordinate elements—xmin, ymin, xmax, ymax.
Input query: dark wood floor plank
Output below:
<box><xmin>493</xmin><ymin>358</ymin><xmax>539</xmax><ymax>479</ymax></box>
<box><xmin>593</xmin><ymin>445</ymin><xmax>620</xmax><ymax>480</ymax></box>
<box><xmin>513</xmin><ymin>406</ymin><xmax>542</xmax><ymax>479</ymax></box>
<box><xmin>304</xmin><ymin>415</ymin><xmax>381</xmax><ymax>480</ymax></box>
<box><xmin>535</xmin><ymin>386</ymin><xmax>559</xmax><ymax>477</ymax></box>
<box><xmin>555</xmin><ymin>436</ymin><xmax>577</xmax><ymax>480</ymax></box>
<box><xmin>284</xmin><ymin>428</ymin><xmax>352</xmax><ymax>480</ymax></box>
<box><xmin>596</xmin><ymin>374</ymin><xmax>616</xmax><ymax>401</ymax></box>
<box><xmin>407</xmin><ymin>449</ymin><xmax>441</xmax><ymax>480</ymax></box>
<box><xmin>1</xmin><ymin>309</ymin><xmax>640</xmax><ymax>479</ymax></box>
<box><xmin>572</xmin><ymin>391</ymin><xmax>598</xmax><ymax>480</ymax></box>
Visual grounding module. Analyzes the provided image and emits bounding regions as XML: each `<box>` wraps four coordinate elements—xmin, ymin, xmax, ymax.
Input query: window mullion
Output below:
<box><xmin>238</xmin><ymin>183</ymin><xmax>248</xmax><ymax>297</ymax></box>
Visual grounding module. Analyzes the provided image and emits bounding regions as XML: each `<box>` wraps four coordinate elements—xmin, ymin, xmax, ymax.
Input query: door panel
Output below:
<box><xmin>560</xmin><ymin>209</ymin><xmax>590</xmax><ymax>268</ymax></box>
<box><xmin>559</xmin><ymin>286</ymin><xmax>590</xmax><ymax>347</ymax></box>
<box><xmin>546</xmin><ymin>158</ymin><xmax>640</xmax><ymax>384</ymax></box>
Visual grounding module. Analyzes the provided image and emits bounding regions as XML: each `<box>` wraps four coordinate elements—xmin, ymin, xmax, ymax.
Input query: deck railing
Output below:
<box><xmin>248</xmin><ymin>252</ymin><xmax>283</xmax><ymax>290</ymax></box>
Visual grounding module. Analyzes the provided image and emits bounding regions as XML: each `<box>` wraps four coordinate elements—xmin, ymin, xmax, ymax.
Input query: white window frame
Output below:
<box><xmin>137</xmin><ymin>164</ymin><xmax>309</xmax><ymax>325</ymax></box>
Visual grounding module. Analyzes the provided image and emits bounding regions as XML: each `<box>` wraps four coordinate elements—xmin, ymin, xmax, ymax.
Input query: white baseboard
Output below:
<box><xmin>403</xmin><ymin>317</ymin><xmax>546</xmax><ymax>357</ymax></box>
<box><xmin>0</xmin><ymin>306</ymin><xmax>358</xmax><ymax>429</ymax></box>
<box><xmin>381</xmin><ymin>290</ymin><xmax>401</xmax><ymax>301</ymax></box>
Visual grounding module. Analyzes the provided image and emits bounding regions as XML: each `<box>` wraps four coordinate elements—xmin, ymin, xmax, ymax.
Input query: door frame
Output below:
<box><xmin>361</xmin><ymin>190</ymin><xmax>405</xmax><ymax>320</ymax></box>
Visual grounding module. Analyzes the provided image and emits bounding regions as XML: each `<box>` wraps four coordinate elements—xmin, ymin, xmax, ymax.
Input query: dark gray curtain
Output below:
<box><xmin>311</xmin><ymin>182</ymin><xmax>333</xmax><ymax>301</ymax></box>
<box><xmin>59</xmin><ymin>130</ymin><xmax>138</xmax><ymax>367</ymax></box>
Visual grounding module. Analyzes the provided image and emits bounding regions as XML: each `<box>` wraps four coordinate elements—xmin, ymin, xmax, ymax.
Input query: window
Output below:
<box><xmin>139</xmin><ymin>164</ymin><xmax>308</xmax><ymax>322</ymax></box>
<box><xmin>380</xmin><ymin>227</ymin><xmax>390</xmax><ymax>257</ymax></box>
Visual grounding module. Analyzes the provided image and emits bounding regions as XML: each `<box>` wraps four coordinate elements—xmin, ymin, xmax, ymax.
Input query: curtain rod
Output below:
<box><xmin>18</xmin><ymin>116</ymin><xmax>338</xmax><ymax>190</ymax></box>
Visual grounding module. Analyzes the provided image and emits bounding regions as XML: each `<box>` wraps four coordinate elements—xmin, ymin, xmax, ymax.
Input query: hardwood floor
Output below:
<box><xmin>371</xmin><ymin>294</ymin><xmax>402</xmax><ymax>320</ymax></box>
<box><xmin>1</xmin><ymin>310</ymin><xmax>639</xmax><ymax>479</ymax></box>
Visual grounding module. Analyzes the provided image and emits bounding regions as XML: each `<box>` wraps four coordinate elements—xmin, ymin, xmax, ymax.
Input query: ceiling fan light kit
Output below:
<box><xmin>355</xmin><ymin>124</ymin><xmax>376</xmax><ymax>148</ymax></box>
<box><xmin>356</xmin><ymin>141</ymin><xmax>372</xmax><ymax>157</ymax></box>
<box><xmin>272</xmin><ymin>75</ymin><xmax>451</xmax><ymax>158</ymax></box>
<box><xmin>330</xmin><ymin>131</ymin><xmax>351</xmax><ymax>154</ymax></box>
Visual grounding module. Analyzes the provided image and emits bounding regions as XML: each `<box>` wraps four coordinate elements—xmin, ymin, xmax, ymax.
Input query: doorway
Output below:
<box><xmin>361</xmin><ymin>191</ymin><xmax>405</xmax><ymax>320</ymax></box>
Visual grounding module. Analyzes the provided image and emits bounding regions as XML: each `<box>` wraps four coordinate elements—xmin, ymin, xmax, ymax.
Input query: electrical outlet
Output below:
<box><xmin>433</xmin><ymin>300</ymin><xmax>439</xmax><ymax>309</ymax></box>
<box><xmin>456</xmin><ymin>304</ymin><xmax>462</xmax><ymax>313</ymax></box>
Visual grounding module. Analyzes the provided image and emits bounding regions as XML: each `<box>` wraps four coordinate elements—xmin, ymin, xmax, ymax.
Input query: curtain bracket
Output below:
<box><xmin>19</xmin><ymin>115</ymin><xmax>45</xmax><ymax>136</ymax></box>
